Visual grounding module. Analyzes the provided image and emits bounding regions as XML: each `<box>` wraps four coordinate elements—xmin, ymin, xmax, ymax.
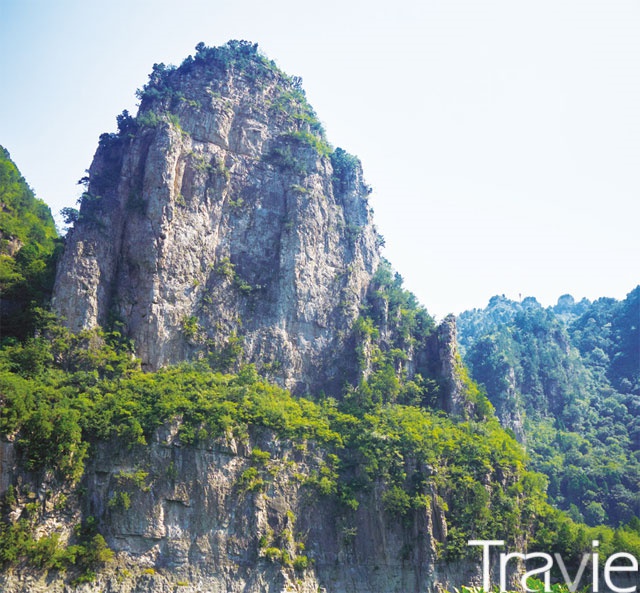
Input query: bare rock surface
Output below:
<box><xmin>53</xmin><ymin>43</ymin><xmax>380</xmax><ymax>396</ymax></box>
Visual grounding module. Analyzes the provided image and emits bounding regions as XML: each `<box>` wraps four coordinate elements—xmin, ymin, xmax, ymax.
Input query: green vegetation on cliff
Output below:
<box><xmin>134</xmin><ymin>40</ymin><xmax>327</xmax><ymax>144</ymax></box>
<box><xmin>0</xmin><ymin>146</ymin><xmax>59</xmax><ymax>339</ymax></box>
<box><xmin>3</xmin><ymin>309</ymin><xmax>640</xmax><ymax>575</ymax></box>
<box><xmin>0</xmin><ymin>312</ymin><xmax>524</xmax><ymax>555</ymax></box>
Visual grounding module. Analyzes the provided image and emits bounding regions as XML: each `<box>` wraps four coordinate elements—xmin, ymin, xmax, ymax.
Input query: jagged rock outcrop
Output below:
<box><xmin>52</xmin><ymin>42</ymin><xmax>381</xmax><ymax>396</ymax></box>
<box><xmin>423</xmin><ymin>315</ymin><xmax>475</xmax><ymax>417</ymax></box>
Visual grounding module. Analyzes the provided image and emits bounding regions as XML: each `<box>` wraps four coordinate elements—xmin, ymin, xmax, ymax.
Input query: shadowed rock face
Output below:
<box><xmin>53</xmin><ymin>44</ymin><xmax>380</xmax><ymax>395</ymax></box>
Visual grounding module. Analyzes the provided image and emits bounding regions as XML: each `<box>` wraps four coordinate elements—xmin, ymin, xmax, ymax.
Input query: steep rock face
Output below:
<box><xmin>424</xmin><ymin>315</ymin><xmax>473</xmax><ymax>417</ymax></box>
<box><xmin>0</xmin><ymin>429</ymin><xmax>483</xmax><ymax>593</ymax></box>
<box><xmin>53</xmin><ymin>43</ymin><xmax>379</xmax><ymax>395</ymax></box>
<box><xmin>0</xmin><ymin>441</ymin><xmax>14</xmax><ymax>495</ymax></box>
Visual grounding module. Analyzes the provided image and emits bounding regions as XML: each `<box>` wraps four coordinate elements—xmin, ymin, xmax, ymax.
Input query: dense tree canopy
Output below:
<box><xmin>458</xmin><ymin>289</ymin><xmax>640</xmax><ymax>526</ymax></box>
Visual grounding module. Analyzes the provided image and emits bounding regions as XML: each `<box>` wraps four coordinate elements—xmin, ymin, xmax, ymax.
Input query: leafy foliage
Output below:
<box><xmin>281</xmin><ymin>131</ymin><xmax>331</xmax><ymax>157</ymax></box>
<box><xmin>330</xmin><ymin>147</ymin><xmax>362</xmax><ymax>195</ymax></box>
<box><xmin>0</xmin><ymin>509</ymin><xmax>113</xmax><ymax>580</ymax></box>
<box><xmin>345</xmin><ymin>260</ymin><xmax>439</xmax><ymax>410</ymax></box>
<box><xmin>458</xmin><ymin>289</ymin><xmax>640</xmax><ymax>526</ymax></box>
<box><xmin>0</xmin><ymin>146</ymin><xmax>60</xmax><ymax>338</ymax></box>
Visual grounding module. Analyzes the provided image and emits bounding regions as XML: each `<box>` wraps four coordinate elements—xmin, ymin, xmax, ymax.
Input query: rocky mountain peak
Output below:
<box><xmin>52</xmin><ymin>41</ymin><xmax>381</xmax><ymax>394</ymax></box>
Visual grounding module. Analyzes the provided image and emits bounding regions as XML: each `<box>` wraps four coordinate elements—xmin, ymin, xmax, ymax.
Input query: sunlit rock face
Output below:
<box><xmin>53</xmin><ymin>42</ymin><xmax>380</xmax><ymax>395</ymax></box>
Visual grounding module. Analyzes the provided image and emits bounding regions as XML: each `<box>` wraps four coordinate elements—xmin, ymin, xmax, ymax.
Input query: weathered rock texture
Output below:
<box><xmin>423</xmin><ymin>315</ymin><xmax>475</xmax><ymax>417</ymax></box>
<box><xmin>0</xmin><ymin>429</ymin><xmax>484</xmax><ymax>593</ymax></box>
<box><xmin>0</xmin><ymin>441</ymin><xmax>14</xmax><ymax>495</ymax></box>
<box><xmin>53</xmin><ymin>42</ymin><xmax>380</xmax><ymax>396</ymax></box>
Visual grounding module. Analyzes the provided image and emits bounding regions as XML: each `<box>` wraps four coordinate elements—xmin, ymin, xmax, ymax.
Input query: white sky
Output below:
<box><xmin>1</xmin><ymin>0</ymin><xmax>638</xmax><ymax>319</ymax></box>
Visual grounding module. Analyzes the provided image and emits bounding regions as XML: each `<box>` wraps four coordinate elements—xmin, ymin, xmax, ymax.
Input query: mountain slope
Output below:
<box><xmin>458</xmin><ymin>288</ymin><xmax>640</xmax><ymax>525</ymax></box>
<box><xmin>52</xmin><ymin>41</ymin><xmax>381</xmax><ymax>397</ymax></box>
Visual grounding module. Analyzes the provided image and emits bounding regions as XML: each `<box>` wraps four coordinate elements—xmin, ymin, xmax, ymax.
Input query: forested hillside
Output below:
<box><xmin>0</xmin><ymin>146</ymin><xmax>59</xmax><ymax>339</ymax></box>
<box><xmin>458</xmin><ymin>289</ymin><xmax>640</xmax><ymax>526</ymax></box>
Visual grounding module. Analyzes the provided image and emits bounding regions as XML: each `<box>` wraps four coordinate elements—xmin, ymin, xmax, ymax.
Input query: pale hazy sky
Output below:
<box><xmin>1</xmin><ymin>0</ymin><xmax>638</xmax><ymax>319</ymax></box>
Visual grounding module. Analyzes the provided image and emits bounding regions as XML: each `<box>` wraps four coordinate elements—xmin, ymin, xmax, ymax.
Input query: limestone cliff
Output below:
<box><xmin>52</xmin><ymin>41</ymin><xmax>380</xmax><ymax>396</ymax></box>
<box><xmin>0</xmin><ymin>427</ymin><xmax>486</xmax><ymax>593</ymax></box>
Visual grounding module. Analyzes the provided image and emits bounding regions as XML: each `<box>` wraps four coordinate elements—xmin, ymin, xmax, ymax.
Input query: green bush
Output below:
<box><xmin>263</xmin><ymin>547</ymin><xmax>282</xmax><ymax>561</ymax></box>
<box><xmin>382</xmin><ymin>486</ymin><xmax>412</xmax><ymax>516</ymax></box>
<box><xmin>108</xmin><ymin>491</ymin><xmax>131</xmax><ymax>511</ymax></box>
<box><xmin>238</xmin><ymin>467</ymin><xmax>264</xmax><ymax>492</ymax></box>
<box><xmin>250</xmin><ymin>448</ymin><xmax>271</xmax><ymax>464</ymax></box>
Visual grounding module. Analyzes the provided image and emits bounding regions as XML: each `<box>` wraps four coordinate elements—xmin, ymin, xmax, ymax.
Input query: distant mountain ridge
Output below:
<box><xmin>458</xmin><ymin>287</ymin><xmax>640</xmax><ymax>525</ymax></box>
